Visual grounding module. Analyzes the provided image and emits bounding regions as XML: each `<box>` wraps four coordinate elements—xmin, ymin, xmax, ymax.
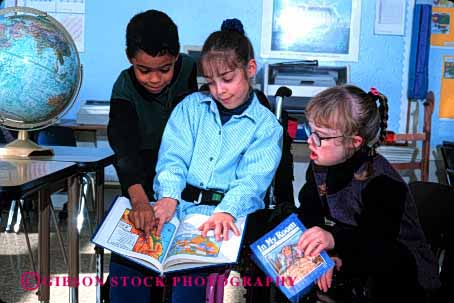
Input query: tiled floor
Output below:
<box><xmin>0</xmin><ymin>195</ymin><xmax>113</xmax><ymax>303</ymax></box>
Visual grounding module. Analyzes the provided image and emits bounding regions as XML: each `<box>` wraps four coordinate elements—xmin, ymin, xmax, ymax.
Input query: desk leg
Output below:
<box><xmin>68</xmin><ymin>175</ymin><xmax>80</xmax><ymax>303</ymax></box>
<box><xmin>95</xmin><ymin>168</ymin><xmax>105</xmax><ymax>303</ymax></box>
<box><xmin>38</xmin><ymin>189</ymin><xmax>50</xmax><ymax>303</ymax></box>
<box><xmin>91</xmin><ymin>130</ymin><xmax>98</xmax><ymax>147</ymax></box>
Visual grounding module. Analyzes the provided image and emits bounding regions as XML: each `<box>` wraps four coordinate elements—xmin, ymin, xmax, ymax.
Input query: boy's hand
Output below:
<box><xmin>198</xmin><ymin>212</ymin><xmax>240</xmax><ymax>241</ymax></box>
<box><xmin>128</xmin><ymin>184</ymin><xmax>156</xmax><ymax>239</ymax></box>
<box><xmin>129</xmin><ymin>203</ymin><xmax>156</xmax><ymax>239</ymax></box>
<box><xmin>153</xmin><ymin>197</ymin><xmax>178</xmax><ymax>235</ymax></box>
<box><xmin>316</xmin><ymin>256</ymin><xmax>342</xmax><ymax>293</ymax></box>
<box><xmin>297</xmin><ymin>226</ymin><xmax>335</xmax><ymax>257</ymax></box>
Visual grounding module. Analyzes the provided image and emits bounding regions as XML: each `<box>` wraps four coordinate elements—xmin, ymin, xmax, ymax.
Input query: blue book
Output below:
<box><xmin>250</xmin><ymin>214</ymin><xmax>334</xmax><ymax>303</ymax></box>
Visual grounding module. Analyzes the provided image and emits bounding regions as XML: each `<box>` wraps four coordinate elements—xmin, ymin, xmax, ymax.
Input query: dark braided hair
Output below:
<box><xmin>126</xmin><ymin>10</ymin><xmax>180</xmax><ymax>59</ymax></box>
<box><xmin>367</xmin><ymin>89</ymin><xmax>389</xmax><ymax>154</ymax></box>
<box><xmin>200</xmin><ymin>18</ymin><xmax>254</xmax><ymax>78</ymax></box>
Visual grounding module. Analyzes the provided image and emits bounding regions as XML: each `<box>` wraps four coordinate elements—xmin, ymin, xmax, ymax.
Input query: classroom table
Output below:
<box><xmin>0</xmin><ymin>159</ymin><xmax>79</xmax><ymax>303</ymax></box>
<box><xmin>58</xmin><ymin>119</ymin><xmax>107</xmax><ymax>132</ymax></box>
<box><xmin>31</xmin><ymin>145</ymin><xmax>115</xmax><ymax>303</ymax></box>
<box><xmin>57</xmin><ymin>119</ymin><xmax>107</xmax><ymax>147</ymax></box>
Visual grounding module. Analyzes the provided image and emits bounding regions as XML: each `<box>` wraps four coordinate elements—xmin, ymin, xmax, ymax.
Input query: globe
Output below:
<box><xmin>0</xmin><ymin>6</ymin><xmax>82</xmax><ymax>156</ymax></box>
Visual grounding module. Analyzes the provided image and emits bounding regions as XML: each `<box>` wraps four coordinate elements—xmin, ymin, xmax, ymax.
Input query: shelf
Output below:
<box><xmin>266</xmin><ymin>84</ymin><xmax>328</xmax><ymax>98</ymax></box>
<box><xmin>263</xmin><ymin>63</ymin><xmax>349</xmax><ymax>99</ymax></box>
<box><xmin>293</xmin><ymin>139</ymin><xmax>308</xmax><ymax>144</ymax></box>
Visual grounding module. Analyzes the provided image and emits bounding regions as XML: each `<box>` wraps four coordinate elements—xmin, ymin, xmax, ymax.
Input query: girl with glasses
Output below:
<box><xmin>295</xmin><ymin>85</ymin><xmax>440</xmax><ymax>302</ymax></box>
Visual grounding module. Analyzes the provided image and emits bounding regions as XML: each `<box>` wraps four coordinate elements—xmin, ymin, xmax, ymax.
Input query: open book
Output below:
<box><xmin>250</xmin><ymin>214</ymin><xmax>334</xmax><ymax>303</ymax></box>
<box><xmin>92</xmin><ymin>196</ymin><xmax>246</xmax><ymax>275</ymax></box>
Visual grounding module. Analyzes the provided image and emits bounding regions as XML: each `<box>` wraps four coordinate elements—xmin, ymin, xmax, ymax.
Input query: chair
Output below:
<box><xmin>188</xmin><ymin>87</ymin><xmax>296</xmax><ymax>303</ymax></box>
<box><xmin>1</xmin><ymin>127</ymin><xmax>80</xmax><ymax>271</ymax></box>
<box><xmin>0</xmin><ymin>127</ymin><xmax>16</xmax><ymax>144</ymax></box>
<box><xmin>440</xmin><ymin>143</ymin><xmax>454</xmax><ymax>186</ymax></box>
<box><xmin>408</xmin><ymin>181</ymin><xmax>452</xmax><ymax>301</ymax></box>
<box><xmin>255</xmin><ymin>88</ymin><xmax>295</xmax><ymax>209</ymax></box>
<box><xmin>35</xmin><ymin>125</ymin><xmax>77</xmax><ymax>146</ymax></box>
<box><xmin>0</xmin><ymin>129</ymin><xmax>29</xmax><ymax>233</ymax></box>
<box><xmin>235</xmin><ymin>88</ymin><xmax>297</xmax><ymax>303</ymax></box>
<box><xmin>1</xmin><ymin>129</ymin><xmax>41</xmax><ymax>284</ymax></box>
<box><xmin>381</xmin><ymin>91</ymin><xmax>434</xmax><ymax>181</ymax></box>
<box><xmin>35</xmin><ymin>125</ymin><xmax>95</xmax><ymax>233</ymax></box>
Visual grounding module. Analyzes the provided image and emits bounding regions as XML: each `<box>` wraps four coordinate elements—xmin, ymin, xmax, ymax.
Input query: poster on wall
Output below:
<box><xmin>431</xmin><ymin>0</ymin><xmax>454</xmax><ymax>47</ymax></box>
<box><xmin>439</xmin><ymin>56</ymin><xmax>454</xmax><ymax>118</ymax></box>
<box><xmin>433</xmin><ymin>0</ymin><xmax>454</xmax><ymax>6</ymax></box>
<box><xmin>374</xmin><ymin>0</ymin><xmax>406</xmax><ymax>35</ymax></box>
<box><xmin>260</xmin><ymin>0</ymin><xmax>361</xmax><ymax>61</ymax></box>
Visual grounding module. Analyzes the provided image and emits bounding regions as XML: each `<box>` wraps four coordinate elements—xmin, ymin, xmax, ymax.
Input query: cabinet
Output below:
<box><xmin>263</xmin><ymin>62</ymin><xmax>349</xmax><ymax>142</ymax></box>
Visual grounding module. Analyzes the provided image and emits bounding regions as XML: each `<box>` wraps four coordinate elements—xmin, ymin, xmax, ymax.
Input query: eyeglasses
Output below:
<box><xmin>303</xmin><ymin>123</ymin><xmax>344</xmax><ymax>147</ymax></box>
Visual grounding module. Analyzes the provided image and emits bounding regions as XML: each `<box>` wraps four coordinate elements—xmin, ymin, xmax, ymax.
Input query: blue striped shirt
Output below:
<box><xmin>153</xmin><ymin>91</ymin><xmax>283</xmax><ymax>219</ymax></box>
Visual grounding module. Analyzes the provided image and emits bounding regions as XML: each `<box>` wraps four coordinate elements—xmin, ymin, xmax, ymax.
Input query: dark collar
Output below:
<box><xmin>215</xmin><ymin>88</ymin><xmax>254</xmax><ymax>124</ymax></box>
<box><xmin>313</xmin><ymin>147</ymin><xmax>372</xmax><ymax>194</ymax></box>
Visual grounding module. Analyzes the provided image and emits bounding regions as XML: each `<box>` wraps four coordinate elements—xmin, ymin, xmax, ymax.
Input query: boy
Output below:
<box><xmin>107</xmin><ymin>9</ymin><xmax>197</xmax><ymax>302</ymax></box>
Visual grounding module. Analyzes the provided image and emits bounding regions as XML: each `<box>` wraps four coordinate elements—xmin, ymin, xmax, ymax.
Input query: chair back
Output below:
<box><xmin>409</xmin><ymin>181</ymin><xmax>452</xmax><ymax>251</ymax></box>
<box><xmin>387</xmin><ymin>91</ymin><xmax>434</xmax><ymax>181</ymax></box>
<box><xmin>408</xmin><ymin>181</ymin><xmax>452</xmax><ymax>300</ymax></box>
<box><xmin>36</xmin><ymin>125</ymin><xmax>77</xmax><ymax>147</ymax></box>
<box><xmin>0</xmin><ymin>128</ymin><xmax>16</xmax><ymax>144</ymax></box>
<box><xmin>440</xmin><ymin>144</ymin><xmax>454</xmax><ymax>186</ymax></box>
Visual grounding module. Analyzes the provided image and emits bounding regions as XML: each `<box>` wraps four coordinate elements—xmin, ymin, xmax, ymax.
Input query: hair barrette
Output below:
<box><xmin>369</xmin><ymin>87</ymin><xmax>379</xmax><ymax>96</ymax></box>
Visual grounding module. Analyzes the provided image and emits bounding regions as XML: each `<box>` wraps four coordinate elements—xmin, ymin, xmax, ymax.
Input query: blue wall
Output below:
<box><xmin>72</xmin><ymin>1</ymin><xmax>149</xmax><ymax>116</ymax></box>
<box><xmin>5</xmin><ymin>0</ymin><xmax>452</xmax><ymax>146</ymax></box>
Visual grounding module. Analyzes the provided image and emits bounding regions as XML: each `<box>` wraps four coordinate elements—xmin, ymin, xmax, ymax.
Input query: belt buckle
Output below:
<box><xmin>195</xmin><ymin>191</ymin><xmax>203</xmax><ymax>205</ymax></box>
<box><xmin>212</xmin><ymin>192</ymin><xmax>223</xmax><ymax>203</ymax></box>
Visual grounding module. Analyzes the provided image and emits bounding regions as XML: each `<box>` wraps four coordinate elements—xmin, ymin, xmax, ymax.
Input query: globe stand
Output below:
<box><xmin>0</xmin><ymin>130</ymin><xmax>54</xmax><ymax>157</ymax></box>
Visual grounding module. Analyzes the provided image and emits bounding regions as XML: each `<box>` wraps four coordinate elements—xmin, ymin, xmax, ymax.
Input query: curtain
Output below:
<box><xmin>408</xmin><ymin>2</ymin><xmax>432</xmax><ymax>99</ymax></box>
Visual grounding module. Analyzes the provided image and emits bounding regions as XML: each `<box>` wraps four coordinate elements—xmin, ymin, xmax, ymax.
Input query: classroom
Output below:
<box><xmin>0</xmin><ymin>1</ymin><xmax>452</xmax><ymax>302</ymax></box>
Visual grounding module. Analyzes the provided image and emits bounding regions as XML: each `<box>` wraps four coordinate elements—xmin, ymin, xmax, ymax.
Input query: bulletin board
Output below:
<box><xmin>439</xmin><ymin>55</ymin><xmax>454</xmax><ymax>118</ymax></box>
<box><xmin>431</xmin><ymin>6</ymin><xmax>454</xmax><ymax>47</ymax></box>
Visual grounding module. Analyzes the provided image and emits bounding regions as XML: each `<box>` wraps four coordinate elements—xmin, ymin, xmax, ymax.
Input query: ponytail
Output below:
<box><xmin>200</xmin><ymin>18</ymin><xmax>254</xmax><ymax>73</ymax></box>
<box><xmin>221</xmin><ymin>18</ymin><xmax>245</xmax><ymax>35</ymax></box>
<box><xmin>367</xmin><ymin>88</ymin><xmax>389</xmax><ymax>155</ymax></box>
<box><xmin>355</xmin><ymin>88</ymin><xmax>388</xmax><ymax>181</ymax></box>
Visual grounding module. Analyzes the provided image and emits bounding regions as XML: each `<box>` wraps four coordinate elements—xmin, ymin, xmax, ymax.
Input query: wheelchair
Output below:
<box><xmin>199</xmin><ymin>87</ymin><xmax>299</xmax><ymax>303</ymax></box>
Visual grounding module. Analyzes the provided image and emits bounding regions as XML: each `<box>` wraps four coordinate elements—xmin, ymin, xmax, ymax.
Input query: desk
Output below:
<box><xmin>58</xmin><ymin>119</ymin><xmax>107</xmax><ymax>147</ymax></box>
<box><xmin>0</xmin><ymin>159</ymin><xmax>79</xmax><ymax>303</ymax></box>
<box><xmin>32</xmin><ymin>146</ymin><xmax>114</xmax><ymax>303</ymax></box>
<box><xmin>58</xmin><ymin>119</ymin><xmax>107</xmax><ymax>131</ymax></box>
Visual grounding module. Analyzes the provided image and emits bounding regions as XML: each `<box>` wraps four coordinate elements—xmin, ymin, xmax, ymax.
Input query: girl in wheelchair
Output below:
<box><xmin>151</xmin><ymin>18</ymin><xmax>283</xmax><ymax>302</ymax></box>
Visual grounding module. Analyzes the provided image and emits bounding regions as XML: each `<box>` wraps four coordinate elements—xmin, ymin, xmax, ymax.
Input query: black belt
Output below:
<box><xmin>181</xmin><ymin>184</ymin><xmax>224</xmax><ymax>206</ymax></box>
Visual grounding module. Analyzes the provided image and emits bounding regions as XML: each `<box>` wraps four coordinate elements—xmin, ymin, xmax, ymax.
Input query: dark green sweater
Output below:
<box><xmin>107</xmin><ymin>53</ymin><xmax>197</xmax><ymax>199</ymax></box>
